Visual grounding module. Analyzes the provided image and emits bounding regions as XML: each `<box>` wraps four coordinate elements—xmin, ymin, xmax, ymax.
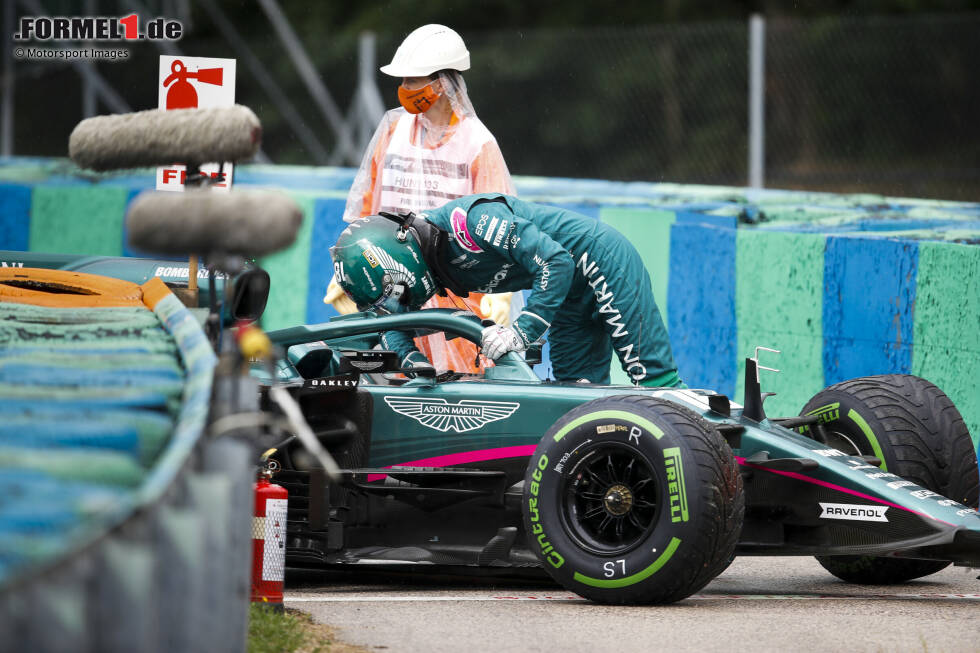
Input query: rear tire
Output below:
<box><xmin>522</xmin><ymin>395</ymin><xmax>743</xmax><ymax>604</ymax></box>
<box><xmin>800</xmin><ymin>374</ymin><xmax>979</xmax><ymax>584</ymax></box>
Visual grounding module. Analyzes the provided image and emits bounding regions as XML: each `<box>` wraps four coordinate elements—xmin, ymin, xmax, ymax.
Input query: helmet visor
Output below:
<box><xmin>365</xmin><ymin>282</ymin><xmax>409</xmax><ymax>315</ymax></box>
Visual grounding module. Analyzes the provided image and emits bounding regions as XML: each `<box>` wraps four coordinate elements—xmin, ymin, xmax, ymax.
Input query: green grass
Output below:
<box><xmin>247</xmin><ymin>605</ymin><xmax>319</xmax><ymax>653</ymax></box>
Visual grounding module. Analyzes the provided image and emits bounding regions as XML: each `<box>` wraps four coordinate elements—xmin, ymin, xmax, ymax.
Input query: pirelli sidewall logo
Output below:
<box><xmin>664</xmin><ymin>447</ymin><xmax>689</xmax><ymax>523</ymax></box>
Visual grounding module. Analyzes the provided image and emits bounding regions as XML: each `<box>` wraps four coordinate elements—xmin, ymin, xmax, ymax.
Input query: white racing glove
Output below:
<box><xmin>481</xmin><ymin>324</ymin><xmax>526</xmax><ymax>361</ymax></box>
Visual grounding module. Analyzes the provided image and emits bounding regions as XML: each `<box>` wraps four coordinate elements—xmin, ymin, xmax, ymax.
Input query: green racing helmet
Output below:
<box><xmin>330</xmin><ymin>214</ymin><xmax>439</xmax><ymax>314</ymax></box>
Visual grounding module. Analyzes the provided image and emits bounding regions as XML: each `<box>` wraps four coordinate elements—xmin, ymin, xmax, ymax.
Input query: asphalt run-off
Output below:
<box><xmin>287</xmin><ymin>592</ymin><xmax>980</xmax><ymax>602</ymax></box>
<box><xmin>286</xmin><ymin>594</ymin><xmax>980</xmax><ymax>604</ymax></box>
<box><xmin>285</xmin><ymin>556</ymin><xmax>980</xmax><ymax>652</ymax></box>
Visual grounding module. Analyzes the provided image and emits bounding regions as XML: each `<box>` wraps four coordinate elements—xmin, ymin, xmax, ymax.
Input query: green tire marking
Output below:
<box><xmin>846</xmin><ymin>408</ymin><xmax>888</xmax><ymax>472</ymax></box>
<box><xmin>805</xmin><ymin>402</ymin><xmax>840</xmax><ymax>420</ymax></box>
<box><xmin>572</xmin><ymin>537</ymin><xmax>681</xmax><ymax>588</ymax></box>
<box><xmin>552</xmin><ymin>410</ymin><xmax>664</xmax><ymax>442</ymax></box>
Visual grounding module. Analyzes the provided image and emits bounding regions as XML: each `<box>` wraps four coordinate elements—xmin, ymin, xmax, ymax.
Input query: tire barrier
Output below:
<box><xmin>0</xmin><ymin>273</ymin><xmax>255</xmax><ymax>653</ymax></box>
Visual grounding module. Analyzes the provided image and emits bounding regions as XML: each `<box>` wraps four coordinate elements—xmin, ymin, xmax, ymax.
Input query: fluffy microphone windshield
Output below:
<box><xmin>126</xmin><ymin>189</ymin><xmax>303</xmax><ymax>258</ymax></box>
<box><xmin>69</xmin><ymin>105</ymin><xmax>262</xmax><ymax>171</ymax></box>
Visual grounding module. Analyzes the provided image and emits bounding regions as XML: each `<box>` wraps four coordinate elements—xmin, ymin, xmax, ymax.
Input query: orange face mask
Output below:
<box><xmin>398</xmin><ymin>83</ymin><xmax>441</xmax><ymax>114</ymax></box>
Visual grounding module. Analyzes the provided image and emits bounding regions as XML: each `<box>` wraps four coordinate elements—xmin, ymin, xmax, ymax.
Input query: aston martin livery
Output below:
<box><xmin>256</xmin><ymin>308</ymin><xmax>980</xmax><ymax>604</ymax></box>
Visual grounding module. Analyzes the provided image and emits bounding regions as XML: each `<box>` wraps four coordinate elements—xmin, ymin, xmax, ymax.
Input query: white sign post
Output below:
<box><xmin>156</xmin><ymin>55</ymin><xmax>237</xmax><ymax>192</ymax></box>
<box><xmin>155</xmin><ymin>55</ymin><xmax>236</xmax><ymax>295</ymax></box>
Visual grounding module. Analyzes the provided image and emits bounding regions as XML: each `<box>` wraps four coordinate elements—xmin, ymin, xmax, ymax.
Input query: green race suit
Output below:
<box><xmin>385</xmin><ymin>194</ymin><xmax>680</xmax><ymax>387</ymax></box>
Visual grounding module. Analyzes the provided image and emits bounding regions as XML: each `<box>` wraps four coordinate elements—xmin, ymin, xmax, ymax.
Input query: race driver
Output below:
<box><xmin>330</xmin><ymin>193</ymin><xmax>682</xmax><ymax>387</ymax></box>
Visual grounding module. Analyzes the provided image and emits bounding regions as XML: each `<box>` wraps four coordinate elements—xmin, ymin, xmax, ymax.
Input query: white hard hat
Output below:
<box><xmin>380</xmin><ymin>24</ymin><xmax>470</xmax><ymax>77</ymax></box>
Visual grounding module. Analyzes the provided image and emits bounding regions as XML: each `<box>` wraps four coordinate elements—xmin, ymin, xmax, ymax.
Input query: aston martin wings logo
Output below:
<box><xmin>384</xmin><ymin>397</ymin><xmax>520</xmax><ymax>433</ymax></box>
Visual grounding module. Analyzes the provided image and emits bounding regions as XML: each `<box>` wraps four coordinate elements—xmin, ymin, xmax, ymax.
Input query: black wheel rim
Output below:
<box><xmin>559</xmin><ymin>443</ymin><xmax>661</xmax><ymax>556</ymax></box>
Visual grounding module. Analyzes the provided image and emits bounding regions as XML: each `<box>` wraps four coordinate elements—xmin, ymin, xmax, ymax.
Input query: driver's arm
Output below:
<box><xmin>380</xmin><ymin>330</ymin><xmax>431</xmax><ymax>370</ymax></box>
<box><xmin>467</xmin><ymin>202</ymin><xmax>574</xmax><ymax>347</ymax></box>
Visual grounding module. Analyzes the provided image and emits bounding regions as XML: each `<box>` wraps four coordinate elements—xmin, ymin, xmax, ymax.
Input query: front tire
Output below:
<box><xmin>800</xmin><ymin>374</ymin><xmax>979</xmax><ymax>584</ymax></box>
<box><xmin>522</xmin><ymin>395</ymin><xmax>743</xmax><ymax>604</ymax></box>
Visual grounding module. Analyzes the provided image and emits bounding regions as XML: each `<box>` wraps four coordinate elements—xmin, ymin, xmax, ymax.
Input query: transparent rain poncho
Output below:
<box><xmin>342</xmin><ymin>70</ymin><xmax>515</xmax><ymax>222</ymax></box>
<box><xmin>329</xmin><ymin>70</ymin><xmax>519</xmax><ymax>374</ymax></box>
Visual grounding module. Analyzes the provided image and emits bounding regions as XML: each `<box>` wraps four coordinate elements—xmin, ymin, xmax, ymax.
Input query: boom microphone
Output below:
<box><xmin>126</xmin><ymin>189</ymin><xmax>303</xmax><ymax>258</ymax></box>
<box><xmin>69</xmin><ymin>105</ymin><xmax>262</xmax><ymax>171</ymax></box>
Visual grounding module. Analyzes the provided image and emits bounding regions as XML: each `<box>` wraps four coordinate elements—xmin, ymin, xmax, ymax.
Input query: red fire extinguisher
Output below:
<box><xmin>251</xmin><ymin>457</ymin><xmax>288</xmax><ymax>609</ymax></box>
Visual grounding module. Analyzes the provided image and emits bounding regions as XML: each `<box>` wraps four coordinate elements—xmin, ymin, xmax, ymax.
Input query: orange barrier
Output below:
<box><xmin>139</xmin><ymin>277</ymin><xmax>172</xmax><ymax>311</ymax></box>
<box><xmin>0</xmin><ymin>268</ymin><xmax>145</xmax><ymax>308</ymax></box>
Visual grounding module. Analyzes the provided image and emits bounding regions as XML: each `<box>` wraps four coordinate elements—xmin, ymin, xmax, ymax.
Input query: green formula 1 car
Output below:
<box><xmin>257</xmin><ymin>308</ymin><xmax>980</xmax><ymax>604</ymax></box>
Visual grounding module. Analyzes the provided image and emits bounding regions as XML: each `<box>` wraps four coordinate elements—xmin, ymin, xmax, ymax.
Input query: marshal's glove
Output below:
<box><xmin>324</xmin><ymin>275</ymin><xmax>358</xmax><ymax>315</ymax></box>
<box><xmin>480</xmin><ymin>292</ymin><xmax>514</xmax><ymax>326</ymax></box>
<box><xmin>480</xmin><ymin>324</ymin><xmax>526</xmax><ymax>360</ymax></box>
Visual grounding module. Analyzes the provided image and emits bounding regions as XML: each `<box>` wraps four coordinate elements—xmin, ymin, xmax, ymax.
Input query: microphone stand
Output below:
<box><xmin>181</xmin><ymin>163</ymin><xmax>210</xmax><ymax>306</ymax></box>
<box><xmin>179</xmin><ymin>162</ymin><xmax>231</xmax><ymax>337</ymax></box>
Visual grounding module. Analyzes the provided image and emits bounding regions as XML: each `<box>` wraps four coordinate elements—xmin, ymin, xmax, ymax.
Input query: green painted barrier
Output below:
<box><xmin>912</xmin><ymin>241</ymin><xmax>980</xmax><ymax>439</ymax></box>
<box><xmin>735</xmin><ymin>230</ymin><xmax>825</xmax><ymax>418</ymax></box>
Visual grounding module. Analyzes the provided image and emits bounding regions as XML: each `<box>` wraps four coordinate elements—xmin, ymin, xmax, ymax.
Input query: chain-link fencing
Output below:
<box><xmin>5</xmin><ymin>9</ymin><xmax>978</xmax><ymax>200</ymax></box>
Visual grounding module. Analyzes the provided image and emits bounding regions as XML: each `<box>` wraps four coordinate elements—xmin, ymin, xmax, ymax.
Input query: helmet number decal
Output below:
<box><xmin>450</xmin><ymin>207</ymin><xmax>483</xmax><ymax>253</ymax></box>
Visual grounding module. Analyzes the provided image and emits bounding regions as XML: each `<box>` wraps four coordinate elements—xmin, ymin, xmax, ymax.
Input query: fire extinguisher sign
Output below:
<box><xmin>156</xmin><ymin>55</ymin><xmax>237</xmax><ymax>192</ymax></box>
